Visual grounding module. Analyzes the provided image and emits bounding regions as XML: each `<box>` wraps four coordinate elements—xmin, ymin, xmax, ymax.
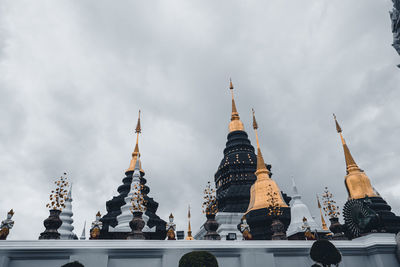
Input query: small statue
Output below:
<box><xmin>301</xmin><ymin>217</ymin><xmax>315</xmax><ymax>240</ymax></box>
<box><xmin>239</xmin><ymin>216</ymin><xmax>252</xmax><ymax>240</ymax></box>
<box><xmin>0</xmin><ymin>209</ymin><xmax>15</xmax><ymax>240</ymax></box>
<box><xmin>90</xmin><ymin>212</ymin><xmax>103</xmax><ymax>240</ymax></box>
<box><xmin>166</xmin><ymin>213</ymin><xmax>176</xmax><ymax>240</ymax></box>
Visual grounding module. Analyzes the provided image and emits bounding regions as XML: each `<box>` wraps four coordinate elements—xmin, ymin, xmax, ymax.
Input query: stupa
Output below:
<box><xmin>195</xmin><ymin>80</ymin><xmax>259</xmax><ymax>240</ymax></box>
<box><xmin>245</xmin><ymin>109</ymin><xmax>291</xmax><ymax>240</ymax></box>
<box><xmin>333</xmin><ymin>115</ymin><xmax>400</xmax><ymax>236</ymax></box>
<box><xmin>100</xmin><ymin>111</ymin><xmax>166</xmax><ymax>239</ymax></box>
<box><xmin>286</xmin><ymin>179</ymin><xmax>329</xmax><ymax>239</ymax></box>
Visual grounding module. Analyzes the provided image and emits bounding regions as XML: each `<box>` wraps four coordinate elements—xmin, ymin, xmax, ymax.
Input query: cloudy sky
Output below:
<box><xmin>0</xmin><ymin>0</ymin><xmax>399</xmax><ymax>240</ymax></box>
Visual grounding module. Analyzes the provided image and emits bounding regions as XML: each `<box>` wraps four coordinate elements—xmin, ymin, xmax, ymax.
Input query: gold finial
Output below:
<box><xmin>246</xmin><ymin>110</ymin><xmax>288</xmax><ymax>214</ymax></box>
<box><xmin>96</xmin><ymin>211</ymin><xmax>101</xmax><ymax>217</ymax></box>
<box><xmin>186</xmin><ymin>205</ymin><xmax>194</xmax><ymax>240</ymax></box>
<box><xmin>332</xmin><ymin>114</ymin><xmax>376</xmax><ymax>199</ymax></box>
<box><xmin>126</xmin><ymin>110</ymin><xmax>144</xmax><ymax>173</ymax></box>
<box><xmin>252</xmin><ymin>109</ymin><xmax>268</xmax><ymax>175</ymax></box>
<box><xmin>228</xmin><ymin>79</ymin><xmax>244</xmax><ymax>132</ymax></box>
<box><xmin>316</xmin><ymin>194</ymin><xmax>328</xmax><ymax>231</ymax></box>
<box><xmin>333</xmin><ymin>114</ymin><xmax>359</xmax><ymax>172</ymax></box>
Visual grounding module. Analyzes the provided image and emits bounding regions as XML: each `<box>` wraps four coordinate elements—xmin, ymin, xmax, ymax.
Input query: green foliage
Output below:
<box><xmin>179</xmin><ymin>251</ymin><xmax>218</xmax><ymax>267</ymax></box>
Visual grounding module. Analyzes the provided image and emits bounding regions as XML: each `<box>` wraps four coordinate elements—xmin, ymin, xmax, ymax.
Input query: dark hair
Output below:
<box><xmin>61</xmin><ymin>261</ymin><xmax>84</xmax><ymax>267</ymax></box>
<box><xmin>310</xmin><ymin>239</ymin><xmax>341</xmax><ymax>266</ymax></box>
<box><xmin>179</xmin><ymin>251</ymin><xmax>218</xmax><ymax>267</ymax></box>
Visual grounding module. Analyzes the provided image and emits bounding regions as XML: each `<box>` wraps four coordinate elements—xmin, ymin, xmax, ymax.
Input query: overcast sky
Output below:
<box><xmin>1</xmin><ymin>0</ymin><xmax>399</xmax><ymax>240</ymax></box>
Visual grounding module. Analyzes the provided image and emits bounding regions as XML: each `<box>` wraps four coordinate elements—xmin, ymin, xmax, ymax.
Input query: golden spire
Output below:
<box><xmin>333</xmin><ymin>114</ymin><xmax>376</xmax><ymax>199</ymax></box>
<box><xmin>252</xmin><ymin>109</ymin><xmax>269</xmax><ymax>175</ymax></box>
<box><xmin>126</xmin><ymin>110</ymin><xmax>144</xmax><ymax>173</ymax></box>
<box><xmin>228</xmin><ymin>79</ymin><xmax>244</xmax><ymax>132</ymax></box>
<box><xmin>186</xmin><ymin>205</ymin><xmax>194</xmax><ymax>240</ymax></box>
<box><xmin>316</xmin><ymin>194</ymin><xmax>328</xmax><ymax>231</ymax></box>
<box><xmin>246</xmin><ymin>109</ymin><xmax>288</xmax><ymax>214</ymax></box>
<box><xmin>333</xmin><ymin>114</ymin><xmax>359</xmax><ymax>173</ymax></box>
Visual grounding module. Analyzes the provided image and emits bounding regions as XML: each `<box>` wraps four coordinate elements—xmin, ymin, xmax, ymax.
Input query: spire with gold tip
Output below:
<box><xmin>126</xmin><ymin>110</ymin><xmax>144</xmax><ymax>174</ymax></box>
<box><xmin>228</xmin><ymin>79</ymin><xmax>244</xmax><ymax>132</ymax></box>
<box><xmin>333</xmin><ymin>114</ymin><xmax>376</xmax><ymax>199</ymax></box>
<box><xmin>186</xmin><ymin>205</ymin><xmax>194</xmax><ymax>240</ymax></box>
<box><xmin>246</xmin><ymin>109</ymin><xmax>288</xmax><ymax>214</ymax></box>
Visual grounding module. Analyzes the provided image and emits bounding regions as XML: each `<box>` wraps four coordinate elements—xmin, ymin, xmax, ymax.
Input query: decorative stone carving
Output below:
<box><xmin>90</xmin><ymin>212</ymin><xmax>103</xmax><ymax>240</ymax></box>
<box><xmin>271</xmin><ymin>219</ymin><xmax>286</xmax><ymax>240</ymax></box>
<box><xmin>239</xmin><ymin>216</ymin><xmax>252</xmax><ymax>240</ymax></box>
<box><xmin>39</xmin><ymin>209</ymin><xmax>62</xmax><ymax>240</ymax></box>
<box><xmin>166</xmin><ymin>213</ymin><xmax>176</xmax><ymax>240</ymax></box>
<box><xmin>0</xmin><ymin>209</ymin><xmax>14</xmax><ymax>240</ymax></box>
<box><xmin>328</xmin><ymin>217</ymin><xmax>346</xmax><ymax>240</ymax></box>
<box><xmin>204</xmin><ymin>214</ymin><xmax>221</xmax><ymax>240</ymax></box>
<box><xmin>127</xmin><ymin>211</ymin><xmax>146</xmax><ymax>240</ymax></box>
<box><xmin>343</xmin><ymin>198</ymin><xmax>381</xmax><ymax>239</ymax></box>
<box><xmin>202</xmin><ymin>181</ymin><xmax>220</xmax><ymax>240</ymax></box>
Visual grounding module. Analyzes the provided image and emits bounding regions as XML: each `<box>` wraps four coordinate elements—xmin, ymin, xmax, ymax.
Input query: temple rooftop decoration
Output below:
<box><xmin>186</xmin><ymin>205</ymin><xmax>194</xmax><ymax>240</ymax></box>
<box><xmin>286</xmin><ymin>179</ymin><xmax>329</xmax><ymax>239</ymax></box>
<box><xmin>59</xmin><ymin>184</ymin><xmax>78</xmax><ymax>240</ymax></box>
<box><xmin>333</xmin><ymin>114</ymin><xmax>400</xmax><ymax>234</ymax></box>
<box><xmin>245</xmin><ymin>109</ymin><xmax>291</xmax><ymax>240</ymax></box>
<box><xmin>100</xmin><ymin>110</ymin><xmax>166</xmax><ymax>239</ymax></box>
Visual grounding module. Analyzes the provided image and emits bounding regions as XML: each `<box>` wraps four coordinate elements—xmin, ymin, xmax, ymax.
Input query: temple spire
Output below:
<box><xmin>186</xmin><ymin>205</ymin><xmax>194</xmax><ymax>240</ymax></box>
<box><xmin>333</xmin><ymin>114</ymin><xmax>376</xmax><ymax>199</ymax></box>
<box><xmin>80</xmin><ymin>221</ymin><xmax>86</xmax><ymax>240</ymax></box>
<box><xmin>228</xmin><ymin>79</ymin><xmax>244</xmax><ymax>132</ymax></box>
<box><xmin>333</xmin><ymin>114</ymin><xmax>359</xmax><ymax>173</ymax></box>
<box><xmin>317</xmin><ymin>194</ymin><xmax>329</xmax><ymax>231</ymax></box>
<box><xmin>252</xmin><ymin>109</ymin><xmax>269</xmax><ymax>176</ymax></box>
<box><xmin>127</xmin><ymin>110</ymin><xmax>143</xmax><ymax>173</ymax></box>
<box><xmin>246</xmin><ymin>109</ymin><xmax>287</xmax><ymax>214</ymax></box>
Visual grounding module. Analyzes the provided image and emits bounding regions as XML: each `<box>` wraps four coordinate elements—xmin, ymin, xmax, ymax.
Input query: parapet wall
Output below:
<box><xmin>0</xmin><ymin>233</ymin><xmax>398</xmax><ymax>267</ymax></box>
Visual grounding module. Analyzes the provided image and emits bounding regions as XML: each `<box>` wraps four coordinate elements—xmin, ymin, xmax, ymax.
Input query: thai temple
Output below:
<box><xmin>0</xmin><ymin>81</ymin><xmax>400</xmax><ymax>267</ymax></box>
